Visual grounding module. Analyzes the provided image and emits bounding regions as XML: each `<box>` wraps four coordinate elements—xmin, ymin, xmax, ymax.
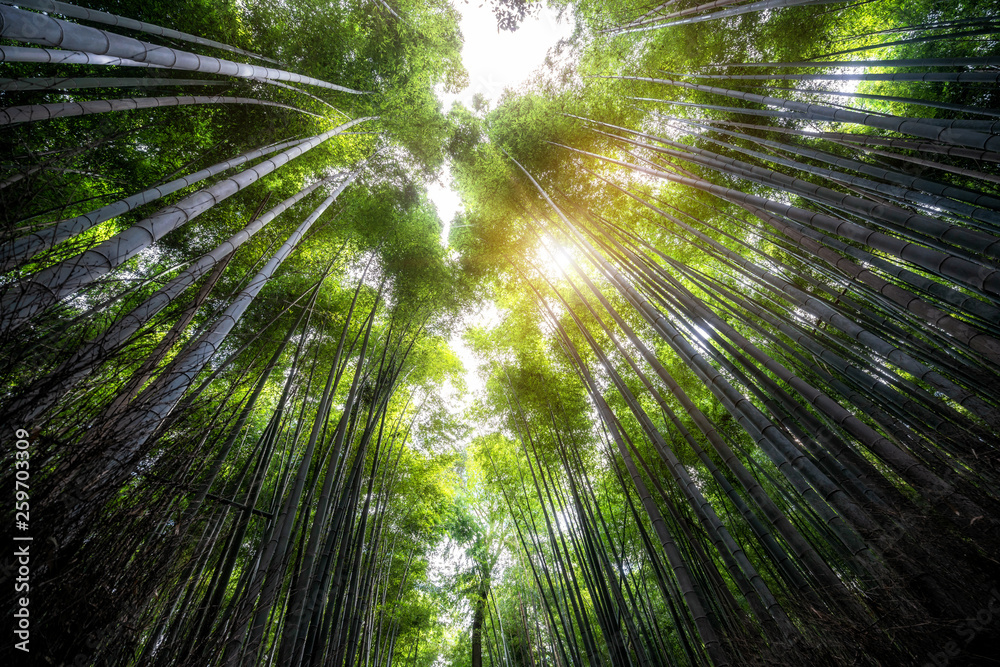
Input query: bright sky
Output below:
<box><xmin>439</xmin><ymin>2</ymin><xmax>574</xmax><ymax>111</ymax></box>
<box><xmin>427</xmin><ymin>2</ymin><xmax>574</xmax><ymax>246</ymax></box>
<box><xmin>424</xmin><ymin>2</ymin><xmax>573</xmax><ymax>429</ymax></box>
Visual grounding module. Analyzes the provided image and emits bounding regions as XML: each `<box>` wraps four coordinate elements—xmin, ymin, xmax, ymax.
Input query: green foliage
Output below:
<box><xmin>5</xmin><ymin>1</ymin><xmax>1000</xmax><ymax>666</ymax></box>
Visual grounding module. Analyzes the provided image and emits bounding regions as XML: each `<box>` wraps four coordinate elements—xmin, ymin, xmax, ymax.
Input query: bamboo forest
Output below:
<box><xmin>4</xmin><ymin>0</ymin><xmax>1000</xmax><ymax>665</ymax></box>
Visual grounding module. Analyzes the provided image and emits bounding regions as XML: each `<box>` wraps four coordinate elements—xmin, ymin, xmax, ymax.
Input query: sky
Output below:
<box><xmin>438</xmin><ymin>2</ymin><xmax>575</xmax><ymax>112</ymax></box>
<box><xmin>424</xmin><ymin>1</ymin><xmax>574</xmax><ymax>426</ymax></box>
<box><xmin>426</xmin><ymin>1</ymin><xmax>574</xmax><ymax>245</ymax></box>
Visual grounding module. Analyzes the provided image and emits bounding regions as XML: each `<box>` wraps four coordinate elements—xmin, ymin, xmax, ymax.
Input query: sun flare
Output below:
<box><xmin>533</xmin><ymin>234</ymin><xmax>576</xmax><ymax>279</ymax></box>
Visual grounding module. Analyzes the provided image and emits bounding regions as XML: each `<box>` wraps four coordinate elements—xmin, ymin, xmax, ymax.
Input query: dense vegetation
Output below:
<box><xmin>2</xmin><ymin>0</ymin><xmax>999</xmax><ymax>665</ymax></box>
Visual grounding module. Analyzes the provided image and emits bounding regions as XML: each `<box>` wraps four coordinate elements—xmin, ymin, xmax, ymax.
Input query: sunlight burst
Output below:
<box><xmin>534</xmin><ymin>234</ymin><xmax>575</xmax><ymax>279</ymax></box>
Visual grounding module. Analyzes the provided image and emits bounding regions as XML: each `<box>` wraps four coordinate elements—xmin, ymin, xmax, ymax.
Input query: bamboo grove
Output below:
<box><xmin>1</xmin><ymin>1</ymin><xmax>471</xmax><ymax>665</ymax></box>
<box><xmin>2</xmin><ymin>0</ymin><xmax>1000</xmax><ymax>666</ymax></box>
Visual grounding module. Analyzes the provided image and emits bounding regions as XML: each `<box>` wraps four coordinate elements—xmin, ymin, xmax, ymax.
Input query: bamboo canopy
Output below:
<box><xmin>2</xmin><ymin>1</ymin><xmax>999</xmax><ymax>666</ymax></box>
